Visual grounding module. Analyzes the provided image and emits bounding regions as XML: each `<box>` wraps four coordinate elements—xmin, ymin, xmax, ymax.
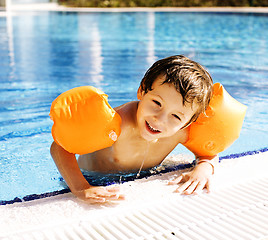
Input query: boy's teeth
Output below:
<box><xmin>151</xmin><ymin>126</ymin><xmax>157</xmax><ymax>131</ymax></box>
<box><xmin>147</xmin><ymin>121</ymin><xmax>160</xmax><ymax>132</ymax></box>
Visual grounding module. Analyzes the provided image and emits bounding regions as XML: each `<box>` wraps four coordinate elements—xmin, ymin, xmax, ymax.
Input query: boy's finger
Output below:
<box><xmin>205</xmin><ymin>178</ymin><xmax>211</xmax><ymax>193</ymax></box>
<box><xmin>84</xmin><ymin>186</ymin><xmax>124</xmax><ymax>202</ymax></box>
<box><xmin>97</xmin><ymin>193</ymin><xmax>125</xmax><ymax>202</ymax></box>
<box><xmin>86</xmin><ymin>193</ymin><xmax>124</xmax><ymax>203</ymax></box>
<box><xmin>86</xmin><ymin>196</ymin><xmax>106</xmax><ymax>204</ymax></box>
<box><xmin>182</xmin><ymin>181</ymin><xmax>198</xmax><ymax>195</ymax></box>
<box><xmin>168</xmin><ymin>175</ymin><xmax>183</xmax><ymax>185</ymax></box>
<box><xmin>85</xmin><ymin>188</ymin><xmax>114</xmax><ymax>198</ymax></box>
<box><xmin>193</xmin><ymin>180</ymin><xmax>206</xmax><ymax>195</ymax></box>
<box><xmin>106</xmin><ymin>185</ymin><xmax>121</xmax><ymax>192</ymax></box>
<box><xmin>102</xmin><ymin>186</ymin><xmax>123</xmax><ymax>199</ymax></box>
<box><xmin>95</xmin><ymin>190</ymin><xmax>125</xmax><ymax>201</ymax></box>
<box><xmin>175</xmin><ymin>180</ymin><xmax>192</xmax><ymax>193</ymax></box>
<box><xmin>96</xmin><ymin>191</ymin><xmax>119</xmax><ymax>198</ymax></box>
<box><xmin>108</xmin><ymin>193</ymin><xmax>125</xmax><ymax>201</ymax></box>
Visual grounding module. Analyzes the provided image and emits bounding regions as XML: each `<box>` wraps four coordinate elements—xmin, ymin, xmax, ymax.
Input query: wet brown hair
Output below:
<box><xmin>139</xmin><ymin>55</ymin><xmax>213</xmax><ymax>126</ymax></box>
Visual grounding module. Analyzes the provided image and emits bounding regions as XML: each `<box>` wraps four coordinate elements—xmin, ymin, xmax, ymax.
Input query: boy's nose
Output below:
<box><xmin>154</xmin><ymin>112</ymin><xmax>167</xmax><ymax>125</ymax></box>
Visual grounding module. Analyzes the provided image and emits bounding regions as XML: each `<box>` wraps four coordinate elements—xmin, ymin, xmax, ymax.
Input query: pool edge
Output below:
<box><xmin>1</xmin><ymin>147</ymin><xmax>267</xmax><ymax>206</ymax></box>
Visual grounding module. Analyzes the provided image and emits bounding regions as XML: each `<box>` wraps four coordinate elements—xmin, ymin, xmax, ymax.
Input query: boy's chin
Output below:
<box><xmin>140</xmin><ymin>131</ymin><xmax>161</xmax><ymax>142</ymax></box>
<box><xmin>144</xmin><ymin>136</ymin><xmax>159</xmax><ymax>143</ymax></box>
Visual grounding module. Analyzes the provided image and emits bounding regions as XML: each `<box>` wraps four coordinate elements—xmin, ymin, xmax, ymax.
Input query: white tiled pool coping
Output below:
<box><xmin>1</xmin><ymin>151</ymin><xmax>267</xmax><ymax>239</ymax></box>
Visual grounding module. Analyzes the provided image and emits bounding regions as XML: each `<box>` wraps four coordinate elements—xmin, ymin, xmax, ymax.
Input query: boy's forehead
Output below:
<box><xmin>150</xmin><ymin>78</ymin><xmax>182</xmax><ymax>103</ymax></box>
<box><xmin>151</xmin><ymin>77</ymin><xmax>199</xmax><ymax>113</ymax></box>
<box><xmin>151</xmin><ymin>76</ymin><xmax>177</xmax><ymax>94</ymax></box>
<box><xmin>151</xmin><ymin>75</ymin><xmax>170</xmax><ymax>89</ymax></box>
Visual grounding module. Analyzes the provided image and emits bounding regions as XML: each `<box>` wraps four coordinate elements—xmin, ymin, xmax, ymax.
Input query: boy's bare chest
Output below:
<box><xmin>110</xmin><ymin>133</ymin><xmax>179</xmax><ymax>171</ymax></box>
<box><xmin>87</xmin><ymin>129</ymin><xmax>186</xmax><ymax>173</ymax></box>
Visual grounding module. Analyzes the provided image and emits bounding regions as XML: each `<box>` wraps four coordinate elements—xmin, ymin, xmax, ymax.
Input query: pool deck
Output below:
<box><xmin>1</xmin><ymin>3</ymin><xmax>268</xmax><ymax>13</ymax></box>
<box><xmin>1</xmin><ymin>151</ymin><xmax>268</xmax><ymax>239</ymax></box>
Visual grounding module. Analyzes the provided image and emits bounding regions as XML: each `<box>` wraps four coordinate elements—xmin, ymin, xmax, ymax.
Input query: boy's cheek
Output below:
<box><xmin>169</xmin><ymin>124</ymin><xmax>185</xmax><ymax>136</ymax></box>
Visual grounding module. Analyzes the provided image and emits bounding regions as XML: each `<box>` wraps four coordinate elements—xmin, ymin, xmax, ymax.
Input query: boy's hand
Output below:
<box><xmin>169</xmin><ymin>162</ymin><xmax>213</xmax><ymax>195</ymax></box>
<box><xmin>73</xmin><ymin>185</ymin><xmax>125</xmax><ymax>203</ymax></box>
<box><xmin>50</xmin><ymin>142</ymin><xmax>125</xmax><ymax>204</ymax></box>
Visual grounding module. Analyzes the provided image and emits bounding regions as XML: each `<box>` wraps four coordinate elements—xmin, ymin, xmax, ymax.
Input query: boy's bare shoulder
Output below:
<box><xmin>114</xmin><ymin>101</ymin><xmax>138</xmax><ymax>112</ymax></box>
<box><xmin>164</xmin><ymin>126</ymin><xmax>189</xmax><ymax>146</ymax></box>
<box><xmin>177</xmin><ymin>127</ymin><xmax>189</xmax><ymax>144</ymax></box>
<box><xmin>114</xmin><ymin>101</ymin><xmax>138</xmax><ymax>125</ymax></box>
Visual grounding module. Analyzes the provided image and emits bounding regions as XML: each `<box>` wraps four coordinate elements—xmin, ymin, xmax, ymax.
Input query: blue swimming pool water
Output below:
<box><xmin>0</xmin><ymin>11</ymin><xmax>268</xmax><ymax>202</ymax></box>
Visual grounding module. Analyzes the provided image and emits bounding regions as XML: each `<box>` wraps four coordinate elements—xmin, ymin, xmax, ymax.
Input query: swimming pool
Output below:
<box><xmin>0</xmin><ymin>11</ymin><xmax>267</xmax><ymax>203</ymax></box>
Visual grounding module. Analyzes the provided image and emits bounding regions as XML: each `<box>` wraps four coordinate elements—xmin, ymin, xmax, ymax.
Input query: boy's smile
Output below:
<box><xmin>145</xmin><ymin>120</ymin><xmax>161</xmax><ymax>134</ymax></box>
<box><xmin>136</xmin><ymin>75</ymin><xmax>198</xmax><ymax>141</ymax></box>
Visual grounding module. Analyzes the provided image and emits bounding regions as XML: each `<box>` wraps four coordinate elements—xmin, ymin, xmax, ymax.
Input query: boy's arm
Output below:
<box><xmin>169</xmin><ymin>154</ymin><xmax>218</xmax><ymax>195</ymax></box>
<box><xmin>50</xmin><ymin>141</ymin><xmax>123</xmax><ymax>203</ymax></box>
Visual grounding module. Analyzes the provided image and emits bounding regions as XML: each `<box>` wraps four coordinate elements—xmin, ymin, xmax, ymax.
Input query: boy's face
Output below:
<box><xmin>137</xmin><ymin>75</ymin><xmax>198</xmax><ymax>141</ymax></box>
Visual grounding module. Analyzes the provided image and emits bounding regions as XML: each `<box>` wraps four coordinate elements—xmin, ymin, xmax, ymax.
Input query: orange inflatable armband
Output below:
<box><xmin>183</xmin><ymin>83</ymin><xmax>247</xmax><ymax>157</ymax></box>
<box><xmin>50</xmin><ymin>86</ymin><xmax>121</xmax><ymax>155</ymax></box>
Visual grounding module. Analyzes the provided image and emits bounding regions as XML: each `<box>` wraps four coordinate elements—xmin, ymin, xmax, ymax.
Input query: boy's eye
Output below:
<box><xmin>172</xmin><ymin>114</ymin><xmax>181</xmax><ymax>121</ymax></box>
<box><xmin>153</xmin><ymin>100</ymin><xmax>161</xmax><ymax>107</ymax></box>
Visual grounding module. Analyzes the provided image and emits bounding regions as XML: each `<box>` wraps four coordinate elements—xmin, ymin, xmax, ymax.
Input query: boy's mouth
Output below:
<box><xmin>145</xmin><ymin>121</ymin><xmax>161</xmax><ymax>134</ymax></box>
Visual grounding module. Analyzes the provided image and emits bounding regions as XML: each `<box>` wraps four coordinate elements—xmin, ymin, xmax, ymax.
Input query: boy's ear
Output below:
<box><xmin>137</xmin><ymin>86</ymin><xmax>144</xmax><ymax>100</ymax></box>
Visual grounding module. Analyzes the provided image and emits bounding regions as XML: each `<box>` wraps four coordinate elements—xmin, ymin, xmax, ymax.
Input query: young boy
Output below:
<box><xmin>50</xmin><ymin>55</ymin><xmax>217</xmax><ymax>203</ymax></box>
